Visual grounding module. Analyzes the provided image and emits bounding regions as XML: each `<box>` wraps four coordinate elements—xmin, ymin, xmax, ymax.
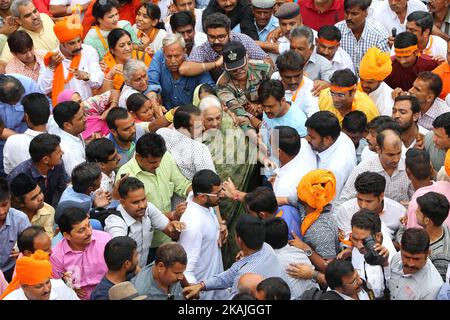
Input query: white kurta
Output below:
<box><xmin>368</xmin><ymin>82</ymin><xmax>394</xmax><ymax>116</ymax></box>
<box><xmin>3</xmin><ymin>129</ymin><xmax>43</xmax><ymax>174</ymax></box>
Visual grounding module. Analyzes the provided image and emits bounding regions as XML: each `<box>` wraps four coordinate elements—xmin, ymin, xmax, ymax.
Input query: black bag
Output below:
<box><xmin>299</xmin><ymin>288</ymin><xmax>344</xmax><ymax>300</ymax></box>
<box><xmin>90</xmin><ymin>208</ymin><xmax>130</xmax><ymax>236</ymax></box>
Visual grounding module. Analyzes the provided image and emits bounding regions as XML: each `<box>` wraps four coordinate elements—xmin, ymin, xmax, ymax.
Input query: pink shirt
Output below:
<box><xmin>50</xmin><ymin>230</ymin><xmax>111</xmax><ymax>300</ymax></box>
<box><xmin>406</xmin><ymin>181</ymin><xmax>450</xmax><ymax>228</ymax></box>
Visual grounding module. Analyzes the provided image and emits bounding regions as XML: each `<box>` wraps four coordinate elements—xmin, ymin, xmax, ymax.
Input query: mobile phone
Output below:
<box><xmin>392</xmin><ymin>27</ymin><xmax>397</xmax><ymax>38</ymax></box>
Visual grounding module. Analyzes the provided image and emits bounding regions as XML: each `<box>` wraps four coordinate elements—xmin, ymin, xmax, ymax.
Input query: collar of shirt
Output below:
<box><xmin>61</xmin><ymin>230</ymin><xmax>98</xmax><ymax>254</ymax></box>
<box><xmin>28</xmin><ymin>161</ymin><xmax>46</xmax><ymax>179</ymax></box>
<box><xmin>117</xmin><ymin>204</ymin><xmax>142</xmax><ymax>227</ymax></box>
<box><xmin>317</xmin><ymin>134</ymin><xmax>340</xmax><ymax>161</ymax></box>
<box><xmin>331</xmin><ymin>47</ymin><xmax>346</xmax><ymax>64</ymax></box>
<box><xmin>31</xmin><ymin>203</ymin><xmax>53</xmax><ymax>223</ymax></box>
<box><xmin>126</xmin><ymin>156</ymin><xmax>159</xmax><ymax>177</ymax></box>
<box><xmin>424</xmin><ymin>98</ymin><xmax>447</xmax><ymax>118</ymax></box>
<box><xmin>255</xmin><ymin>15</ymin><xmax>278</xmax><ymax>33</ymax></box>
<box><xmin>187</xmin><ymin>197</ymin><xmax>216</xmax><ymax>218</ymax></box>
<box><xmin>108</xmin><ymin>134</ymin><xmax>136</xmax><ymax>155</ymax></box>
<box><xmin>59</xmin><ymin>128</ymin><xmax>84</xmax><ymax>145</ymax></box>
<box><xmin>374</xmin><ymin>155</ymin><xmax>406</xmax><ymax>174</ymax></box>
<box><xmin>304</xmin><ymin>0</ymin><xmax>341</xmax><ymax>12</ymax></box>
<box><xmin>24</xmin><ymin>128</ymin><xmax>45</xmax><ymax>138</ymax></box>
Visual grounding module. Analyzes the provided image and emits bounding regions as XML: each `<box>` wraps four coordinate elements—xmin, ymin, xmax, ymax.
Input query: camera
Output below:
<box><xmin>363</xmin><ymin>235</ymin><xmax>386</xmax><ymax>266</ymax></box>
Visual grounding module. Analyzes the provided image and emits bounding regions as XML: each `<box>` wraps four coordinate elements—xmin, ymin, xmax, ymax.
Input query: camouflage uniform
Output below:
<box><xmin>217</xmin><ymin>59</ymin><xmax>273</xmax><ymax>132</ymax></box>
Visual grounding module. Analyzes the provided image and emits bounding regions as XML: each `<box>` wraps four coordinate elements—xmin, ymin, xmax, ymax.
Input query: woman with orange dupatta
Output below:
<box><xmin>132</xmin><ymin>3</ymin><xmax>167</xmax><ymax>55</ymax></box>
<box><xmin>97</xmin><ymin>28</ymin><xmax>151</xmax><ymax>94</ymax></box>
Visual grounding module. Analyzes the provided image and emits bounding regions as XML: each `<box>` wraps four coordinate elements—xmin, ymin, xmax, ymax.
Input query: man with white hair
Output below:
<box><xmin>148</xmin><ymin>33</ymin><xmax>215</xmax><ymax>110</ymax></box>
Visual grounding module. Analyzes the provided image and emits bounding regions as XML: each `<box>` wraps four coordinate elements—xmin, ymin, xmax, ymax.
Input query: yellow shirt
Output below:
<box><xmin>0</xmin><ymin>14</ymin><xmax>59</xmax><ymax>64</ymax></box>
<box><xmin>318</xmin><ymin>88</ymin><xmax>380</xmax><ymax>125</ymax></box>
<box><xmin>30</xmin><ymin>202</ymin><xmax>55</xmax><ymax>239</ymax></box>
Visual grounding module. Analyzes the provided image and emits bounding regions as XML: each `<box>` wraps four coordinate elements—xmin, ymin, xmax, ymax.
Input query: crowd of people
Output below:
<box><xmin>0</xmin><ymin>0</ymin><xmax>450</xmax><ymax>301</ymax></box>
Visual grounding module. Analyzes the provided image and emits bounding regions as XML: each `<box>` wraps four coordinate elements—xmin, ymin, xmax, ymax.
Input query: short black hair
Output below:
<box><xmin>258</xmin><ymin>79</ymin><xmax>285</xmax><ymax>103</ymax></box>
<box><xmin>305</xmin><ymin>111</ymin><xmax>341</xmax><ymax>140</ymax></box>
<box><xmin>106</xmin><ymin>107</ymin><xmax>130</xmax><ymax>131</ymax></box>
<box><xmin>140</xmin><ymin>3</ymin><xmax>163</xmax><ymax>29</ymax></box>
<box><xmin>351</xmin><ymin>208</ymin><xmax>382</xmax><ymax>234</ymax></box>
<box><xmin>173</xmin><ymin>104</ymin><xmax>201</xmax><ymax>130</ymax></box>
<box><xmin>22</xmin><ymin>93</ymin><xmax>50</xmax><ymax>126</ymax></box>
<box><xmin>232</xmin><ymin>292</ymin><xmax>257</xmax><ymax>300</ymax></box>
<box><xmin>86</xmin><ymin>138</ymin><xmax>116</xmax><ymax>163</ymax></box>
<box><xmin>0</xmin><ymin>75</ymin><xmax>25</xmax><ymax>105</ymax></box>
<box><xmin>401</xmin><ymin>228</ymin><xmax>430</xmax><ymax>254</ymax></box>
<box><xmin>244</xmin><ymin>187</ymin><xmax>278</xmax><ymax>215</ymax></box>
<box><xmin>118</xmin><ymin>177</ymin><xmax>145</xmax><ymax>199</ymax></box>
<box><xmin>432</xmin><ymin>112</ymin><xmax>450</xmax><ymax>136</ymax></box>
<box><xmin>366</xmin><ymin>115</ymin><xmax>397</xmax><ymax>132</ymax></box>
<box><xmin>276</xmin><ymin>50</ymin><xmax>305</xmax><ymax>72</ymax></box>
<box><xmin>342</xmin><ymin>110</ymin><xmax>367</xmax><ymax>134</ymax></box>
<box><xmin>0</xmin><ymin>177</ymin><xmax>9</xmax><ymax>202</ymax></box>
<box><xmin>58</xmin><ymin>207</ymin><xmax>89</xmax><ymax>234</ymax></box>
<box><xmin>92</xmin><ymin>0</ymin><xmax>119</xmax><ymax>21</ymax></box>
<box><xmin>170</xmin><ymin>10</ymin><xmax>195</xmax><ymax>31</ymax></box>
<box><xmin>8</xmin><ymin>30</ymin><xmax>33</xmax><ymax>54</ymax></box>
<box><xmin>264</xmin><ymin>218</ymin><xmax>288</xmax><ymax>249</ymax></box>
<box><xmin>104</xmin><ymin>236</ymin><xmax>137</xmax><ymax>271</ymax></box>
<box><xmin>71</xmin><ymin>162</ymin><xmax>102</xmax><ymax>194</ymax></box>
<box><xmin>394</xmin><ymin>32</ymin><xmax>418</xmax><ymax>49</ymax></box>
<box><xmin>416</xmin><ymin>192</ymin><xmax>450</xmax><ymax>226</ymax></box>
<box><xmin>325</xmin><ymin>259</ymin><xmax>355</xmax><ymax>290</ymax></box>
<box><xmin>203</xmin><ymin>12</ymin><xmax>231</xmax><ymax>32</ymax></box>
<box><xmin>126</xmin><ymin>93</ymin><xmax>149</xmax><ymax>113</ymax></box>
<box><xmin>318</xmin><ymin>25</ymin><xmax>342</xmax><ymax>42</ymax></box>
<box><xmin>236</xmin><ymin>215</ymin><xmax>266</xmax><ymax>250</ymax></box>
<box><xmin>17</xmin><ymin>225</ymin><xmax>46</xmax><ymax>253</ymax></box>
<box><xmin>417</xmin><ymin>71</ymin><xmax>443</xmax><ymax>98</ymax></box>
<box><xmin>394</xmin><ymin>95</ymin><xmax>421</xmax><ymax>114</ymax></box>
<box><xmin>376</xmin><ymin>128</ymin><xmax>401</xmax><ymax>150</ymax></box>
<box><xmin>107</xmin><ymin>28</ymin><xmax>132</xmax><ymax>50</ymax></box>
<box><xmin>155</xmin><ymin>242</ymin><xmax>188</xmax><ymax>267</ymax></box>
<box><xmin>273</xmin><ymin>126</ymin><xmax>300</xmax><ymax>157</ymax></box>
<box><xmin>405</xmin><ymin>148</ymin><xmax>431</xmax><ymax>180</ymax></box>
<box><xmin>354</xmin><ymin>172</ymin><xmax>386</xmax><ymax>196</ymax></box>
<box><xmin>407</xmin><ymin>11</ymin><xmax>434</xmax><ymax>33</ymax></box>
<box><xmin>29</xmin><ymin>133</ymin><xmax>61</xmax><ymax>163</ymax></box>
<box><xmin>330</xmin><ymin>69</ymin><xmax>357</xmax><ymax>87</ymax></box>
<box><xmin>135</xmin><ymin>133</ymin><xmax>167</xmax><ymax>158</ymax></box>
<box><xmin>192</xmin><ymin>169</ymin><xmax>221</xmax><ymax>195</ymax></box>
<box><xmin>53</xmin><ymin>101</ymin><xmax>81</xmax><ymax>130</ymax></box>
<box><xmin>256</xmin><ymin>277</ymin><xmax>291</xmax><ymax>300</ymax></box>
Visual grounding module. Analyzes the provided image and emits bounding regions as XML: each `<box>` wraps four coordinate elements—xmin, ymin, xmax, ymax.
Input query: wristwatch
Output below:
<box><xmin>305</xmin><ymin>248</ymin><xmax>313</xmax><ymax>257</ymax></box>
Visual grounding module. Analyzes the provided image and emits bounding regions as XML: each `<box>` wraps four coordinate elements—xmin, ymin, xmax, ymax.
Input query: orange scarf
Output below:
<box><xmin>297</xmin><ymin>169</ymin><xmax>336</xmax><ymax>236</ymax></box>
<box><xmin>44</xmin><ymin>52</ymin><xmax>82</xmax><ymax>107</ymax></box>
<box><xmin>291</xmin><ymin>78</ymin><xmax>305</xmax><ymax>102</ymax></box>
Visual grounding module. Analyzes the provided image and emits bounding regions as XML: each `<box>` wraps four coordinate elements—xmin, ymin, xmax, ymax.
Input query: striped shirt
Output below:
<box><xmin>429</xmin><ymin>224</ymin><xmax>450</xmax><ymax>282</ymax></box>
<box><xmin>418</xmin><ymin>98</ymin><xmax>449</xmax><ymax>131</ymax></box>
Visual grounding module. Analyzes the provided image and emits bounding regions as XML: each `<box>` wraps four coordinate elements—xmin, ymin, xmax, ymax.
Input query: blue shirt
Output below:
<box><xmin>59</xmin><ymin>186</ymin><xmax>93</xmax><ymax>207</ymax></box>
<box><xmin>233</xmin><ymin>16</ymin><xmax>279</xmax><ymax>42</ymax></box>
<box><xmin>0</xmin><ymin>208</ymin><xmax>31</xmax><ymax>272</ymax></box>
<box><xmin>277</xmin><ymin>205</ymin><xmax>302</xmax><ymax>240</ymax></box>
<box><xmin>8</xmin><ymin>159</ymin><xmax>70</xmax><ymax>208</ymax></box>
<box><xmin>0</xmin><ymin>74</ymin><xmax>42</xmax><ymax>174</ymax></box>
<box><xmin>90</xmin><ymin>276</ymin><xmax>114</xmax><ymax>300</ymax></box>
<box><xmin>147</xmin><ymin>50</ymin><xmax>215</xmax><ymax>110</ymax></box>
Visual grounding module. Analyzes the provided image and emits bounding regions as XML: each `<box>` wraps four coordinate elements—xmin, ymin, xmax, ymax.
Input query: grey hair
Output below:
<box><xmin>199</xmin><ymin>95</ymin><xmax>222</xmax><ymax>112</ymax></box>
<box><xmin>162</xmin><ymin>33</ymin><xmax>185</xmax><ymax>49</ymax></box>
<box><xmin>123</xmin><ymin>59</ymin><xmax>147</xmax><ymax>81</ymax></box>
<box><xmin>11</xmin><ymin>0</ymin><xmax>33</xmax><ymax>17</ymax></box>
<box><xmin>290</xmin><ymin>26</ymin><xmax>314</xmax><ymax>48</ymax></box>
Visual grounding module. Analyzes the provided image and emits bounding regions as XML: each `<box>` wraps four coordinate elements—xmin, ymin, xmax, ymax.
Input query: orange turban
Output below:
<box><xmin>0</xmin><ymin>250</ymin><xmax>52</xmax><ymax>300</ymax></box>
<box><xmin>445</xmin><ymin>149</ymin><xmax>450</xmax><ymax>177</ymax></box>
<box><xmin>359</xmin><ymin>47</ymin><xmax>392</xmax><ymax>81</ymax></box>
<box><xmin>297</xmin><ymin>169</ymin><xmax>336</xmax><ymax>236</ymax></box>
<box><xmin>53</xmin><ymin>15</ymin><xmax>83</xmax><ymax>43</ymax></box>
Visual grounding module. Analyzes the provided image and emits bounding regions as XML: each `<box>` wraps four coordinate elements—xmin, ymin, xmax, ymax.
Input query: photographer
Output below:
<box><xmin>340</xmin><ymin>209</ymin><xmax>396</xmax><ymax>300</ymax></box>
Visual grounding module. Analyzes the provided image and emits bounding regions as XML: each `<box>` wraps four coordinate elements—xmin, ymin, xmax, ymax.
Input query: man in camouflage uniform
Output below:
<box><xmin>217</xmin><ymin>40</ymin><xmax>273</xmax><ymax>137</ymax></box>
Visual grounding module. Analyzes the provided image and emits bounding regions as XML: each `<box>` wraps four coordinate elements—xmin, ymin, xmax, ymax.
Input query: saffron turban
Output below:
<box><xmin>53</xmin><ymin>15</ymin><xmax>83</xmax><ymax>43</ymax></box>
<box><xmin>0</xmin><ymin>250</ymin><xmax>52</xmax><ymax>299</ymax></box>
<box><xmin>359</xmin><ymin>47</ymin><xmax>392</xmax><ymax>81</ymax></box>
<box><xmin>445</xmin><ymin>149</ymin><xmax>450</xmax><ymax>177</ymax></box>
<box><xmin>297</xmin><ymin>169</ymin><xmax>336</xmax><ymax>236</ymax></box>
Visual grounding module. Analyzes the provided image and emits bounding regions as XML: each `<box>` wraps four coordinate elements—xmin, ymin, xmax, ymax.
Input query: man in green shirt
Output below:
<box><xmin>117</xmin><ymin>133</ymin><xmax>192</xmax><ymax>261</ymax></box>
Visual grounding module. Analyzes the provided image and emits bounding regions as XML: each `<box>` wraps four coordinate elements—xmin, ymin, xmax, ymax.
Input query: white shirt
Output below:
<box><xmin>336</xmin><ymin>197</ymin><xmax>406</xmax><ymax>241</ymax></box>
<box><xmin>368</xmin><ymin>82</ymin><xmax>394</xmax><ymax>116</ymax></box>
<box><xmin>38</xmin><ymin>44</ymin><xmax>103</xmax><ymax>102</ymax></box>
<box><xmin>274</xmin><ymin>245</ymin><xmax>319</xmax><ymax>299</ymax></box>
<box><xmin>3</xmin><ymin>129</ymin><xmax>44</xmax><ymax>174</ymax></box>
<box><xmin>316</xmin><ymin>132</ymin><xmax>357</xmax><ymax>199</ymax></box>
<box><xmin>119</xmin><ymin>85</ymin><xmax>139</xmax><ymax>109</ymax></box>
<box><xmin>273</xmin><ymin>138</ymin><xmax>317</xmax><ymax>199</ymax></box>
<box><xmin>104</xmin><ymin>203</ymin><xmax>169</xmax><ymax>268</ymax></box>
<box><xmin>371</xmin><ymin>0</ymin><xmax>428</xmax><ymax>34</ymax></box>
<box><xmin>331</xmin><ymin>288</ymin><xmax>370</xmax><ymax>300</ymax></box>
<box><xmin>3</xmin><ymin>279</ymin><xmax>79</xmax><ymax>300</ymax></box>
<box><xmin>178</xmin><ymin>195</ymin><xmax>227</xmax><ymax>300</ymax></box>
<box><xmin>329</xmin><ymin>47</ymin><xmax>355</xmax><ymax>73</ymax></box>
<box><xmin>271</xmin><ymin>73</ymin><xmax>319</xmax><ymax>118</ymax></box>
<box><xmin>352</xmin><ymin>224</ymin><xmax>395</xmax><ymax>298</ymax></box>
<box><xmin>56</xmin><ymin>128</ymin><xmax>86</xmax><ymax>176</ymax></box>
<box><xmin>132</xmin><ymin>26</ymin><xmax>167</xmax><ymax>53</ymax></box>
<box><xmin>390</xmin><ymin>35</ymin><xmax>447</xmax><ymax>58</ymax></box>
<box><xmin>165</xmin><ymin>8</ymin><xmax>204</xmax><ymax>33</ymax></box>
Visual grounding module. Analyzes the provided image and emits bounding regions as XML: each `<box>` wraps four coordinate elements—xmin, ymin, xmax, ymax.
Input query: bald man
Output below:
<box><xmin>337</xmin><ymin>128</ymin><xmax>414</xmax><ymax>206</ymax></box>
<box><xmin>236</xmin><ymin>273</ymin><xmax>264</xmax><ymax>297</ymax></box>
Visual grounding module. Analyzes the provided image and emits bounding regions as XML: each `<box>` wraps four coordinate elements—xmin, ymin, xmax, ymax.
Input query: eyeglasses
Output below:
<box><xmin>207</xmin><ymin>33</ymin><xmax>228</xmax><ymax>42</ymax></box>
<box><xmin>197</xmin><ymin>192</ymin><xmax>221</xmax><ymax>197</ymax></box>
<box><xmin>343</xmin><ymin>273</ymin><xmax>361</xmax><ymax>287</ymax></box>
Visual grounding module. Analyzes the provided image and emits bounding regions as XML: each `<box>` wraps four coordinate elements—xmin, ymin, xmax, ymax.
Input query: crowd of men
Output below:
<box><xmin>0</xmin><ymin>0</ymin><xmax>450</xmax><ymax>301</ymax></box>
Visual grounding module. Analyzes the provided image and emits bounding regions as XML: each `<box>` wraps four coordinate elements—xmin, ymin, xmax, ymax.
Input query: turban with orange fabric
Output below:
<box><xmin>53</xmin><ymin>14</ymin><xmax>83</xmax><ymax>43</ymax></box>
<box><xmin>359</xmin><ymin>47</ymin><xmax>392</xmax><ymax>81</ymax></box>
<box><xmin>445</xmin><ymin>149</ymin><xmax>450</xmax><ymax>177</ymax></box>
<box><xmin>297</xmin><ymin>169</ymin><xmax>336</xmax><ymax>236</ymax></box>
<box><xmin>0</xmin><ymin>250</ymin><xmax>52</xmax><ymax>299</ymax></box>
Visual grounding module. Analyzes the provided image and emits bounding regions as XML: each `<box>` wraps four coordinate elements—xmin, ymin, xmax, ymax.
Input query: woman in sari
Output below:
<box><xmin>197</xmin><ymin>93</ymin><xmax>259</xmax><ymax>269</ymax></box>
<box><xmin>84</xmin><ymin>0</ymin><xmax>139</xmax><ymax>60</ymax></box>
<box><xmin>133</xmin><ymin>3</ymin><xmax>167</xmax><ymax>55</ymax></box>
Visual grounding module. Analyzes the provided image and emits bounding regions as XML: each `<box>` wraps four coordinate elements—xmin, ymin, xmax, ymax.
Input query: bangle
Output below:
<box><xmin>200</xmin><ymin>281</ymin><xmax>206</xmax><ymax>291</ymax></box>
<box><xmin>312</xmin><ymin>270</ymin><xmax>319</xmax><ymax>282</ymax></box>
